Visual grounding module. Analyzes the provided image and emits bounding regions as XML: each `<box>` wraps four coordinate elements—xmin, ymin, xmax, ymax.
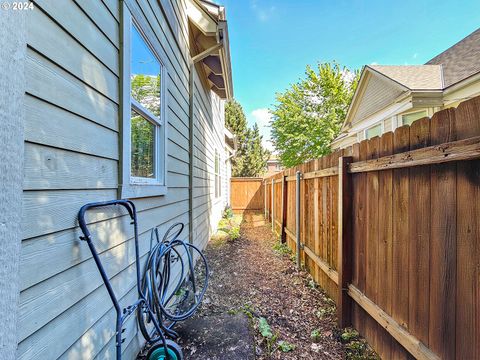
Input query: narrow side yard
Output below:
<box><xmin>178</xmin><ymin>214</ymin><xmax>377</xmax><ymax>359</ymax></box>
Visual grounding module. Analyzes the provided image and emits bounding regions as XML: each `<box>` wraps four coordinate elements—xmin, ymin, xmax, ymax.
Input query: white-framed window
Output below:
<box><xmin>401</xmin><ymin>110</ymin><xmax>428</xmax><ymax>126</ymax></box>
<box><xmin>215</xmin><ymin>150</ymin><xmax>221</xmax><ymax>198</ymax></box>
<box><xmin>365</xmin><ymin>122</ymin><xmax>383</xmax><ymax>140</ymax></box>
<box><xmin>121</xmin><ymin>4</ymin><xmax>167</xmax><ymax>198</ymax></box>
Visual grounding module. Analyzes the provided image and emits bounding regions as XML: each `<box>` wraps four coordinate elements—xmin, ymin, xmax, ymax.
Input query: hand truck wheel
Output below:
<box><xmin>146</xmin><ymin>339</ymin><xmax>183</xmax><ymax>360</ymax></box>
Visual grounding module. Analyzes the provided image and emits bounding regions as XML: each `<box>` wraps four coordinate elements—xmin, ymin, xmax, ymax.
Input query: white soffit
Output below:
<box><xmin>186</xmin><ymin>0</ymin><xmax>217</xmax><ymax>36</ymax></box>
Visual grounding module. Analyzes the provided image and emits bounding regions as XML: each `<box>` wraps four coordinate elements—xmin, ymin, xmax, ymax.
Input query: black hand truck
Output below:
<box><xmin>78</xmin><ymin>200</ymin><xmax>183</xmax><ymax>360</ymax></box>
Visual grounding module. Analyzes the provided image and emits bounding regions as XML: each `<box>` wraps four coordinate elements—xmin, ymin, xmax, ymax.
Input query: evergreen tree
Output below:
<box><xmin>225</xmin><ymin>100</ymin><xmax>270</xmax><ymax>177</ymax></box>
<box><xmin>240</xmin><ymin>124</ymin><xmax>270</xmax><ymax>177</ymax></box>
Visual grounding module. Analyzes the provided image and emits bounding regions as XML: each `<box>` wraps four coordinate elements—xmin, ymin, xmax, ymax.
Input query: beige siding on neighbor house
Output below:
<box><xmin>20</xmin><ymin>0</ymin><xmax>228</xmax><ymax>358</ymax></box>
<box><xmin>351</xmin><ymin>72</ymin><xmax>404</xmax><ymax>124</ymax></box>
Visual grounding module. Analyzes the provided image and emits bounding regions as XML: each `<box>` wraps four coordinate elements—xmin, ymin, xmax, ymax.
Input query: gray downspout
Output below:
<box><xmin>189</xmin><ymin>64</ymin><xmax>194</xmax><ymax>245</ymax></box>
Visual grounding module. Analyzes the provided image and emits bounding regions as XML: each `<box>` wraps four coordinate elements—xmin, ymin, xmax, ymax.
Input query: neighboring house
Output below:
<box><xmin>332</xmin><ymin>28</ymin><xmax>480</xmax><ymax>149</ymax></box>
<box><xmin>265</xmin><ymin>155</ymin><xmax>283</xmax><ymax>177</ymax></box>
<box><xmin>2</xmin><ymin>0</ymin><xmax>233</xmax><ymax>359</ymax></box>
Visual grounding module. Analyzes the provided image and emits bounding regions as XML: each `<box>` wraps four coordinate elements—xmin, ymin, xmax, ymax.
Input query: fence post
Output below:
<box><xmin>281</xmin><ymin>174</ymin><xmax>288</xmax><ymax>243</ymax></box>
<box><xmin>295</xmin><ymin>171</ymin><xmax>302</xmax><ymax>269</ymax></box>
<box><xmin>264</xmin><ymin>180</ymin><xmax>267</xmax><ymax>219</ymax></box>
<box><xmin>337</xmin><ymin>156</ymin><xmax>353</xmax><ymax>328</ymax></box>
<box><xmin>271</xmin><ymin>178</ymin><xmax>275</xmax><ymax>232</ymax></box>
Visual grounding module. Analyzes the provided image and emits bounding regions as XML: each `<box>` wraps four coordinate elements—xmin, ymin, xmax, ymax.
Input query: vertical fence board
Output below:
<box><xmin>377</xmin><ymin>131</ymin><xmax>394</xmax><ymax>359</ymax></box>
<box><xmin>365</xmin><ymin>137</ymin><xmax>380</xmax><ymax>352</ymax></box>
<box><xmin>313</xmin><ymin>159</ymin><xmax>320</xmax><ymax>284</ymax></box>
<box><xmin>392</xmin><ymin>125</ymin><xmax>411</xmax><ymax>359</ymax></box>
<box><xmin>454</xmin><ymin>98</ymin><xmax>480</xmax><ymax>360</ymax></box>
<box><xmin>407</xmin><ymin>118</ymin><xmax>431</xmax><ymax>348</ymax></box>
<box><xmin>429</xmin><ymin>108</ymin><xmax>457</xmax><ymax>360</ymax></box>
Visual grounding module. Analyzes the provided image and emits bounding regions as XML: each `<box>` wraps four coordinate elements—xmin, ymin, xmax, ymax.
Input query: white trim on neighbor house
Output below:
<box><xmin>443</xmin><ymin>72</ymin><xmax>480</xmax><ymax>107</ymax></box>
<box><xmin>120</xmin><ymin>2</ymin><xmax>168</xmax><ymax>198</ymax></box>
<box><xmin>348</xmin><ymin>99</ymin><xmax>412</xmax><ymax>135</ymax></box>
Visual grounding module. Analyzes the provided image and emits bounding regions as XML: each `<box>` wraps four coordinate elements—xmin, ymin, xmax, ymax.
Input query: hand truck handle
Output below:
<box><xmin>78</xmin><ymin>199</ymin><xmax>136</xmax><ymax>240</ymax></box>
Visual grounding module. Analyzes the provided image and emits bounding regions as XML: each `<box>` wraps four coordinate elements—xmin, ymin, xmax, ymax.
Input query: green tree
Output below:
<box><xmin>239</xmin><ymin>124</ymin><xmax>270</xmax><ymax>177</ymax></box>
<box><xmin>270</xmin><ymin>62</ymin><xmax>359</xmax><ymax>167</ymax></box>
<box><xmin>225</xmin><ymin>99</ymin><xmax>270</xmax><ymax>176</ymax></box>
<box><xmin>225</xmin><ymin>99</ymin><xmax>248</xmax><ymax>145</ymax></box>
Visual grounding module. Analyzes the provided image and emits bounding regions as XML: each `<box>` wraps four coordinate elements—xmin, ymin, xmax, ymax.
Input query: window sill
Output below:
<box><xmin>120</xmin><ymin>183</ymin><xmax>167</xmax><ymax>199</ymax></box>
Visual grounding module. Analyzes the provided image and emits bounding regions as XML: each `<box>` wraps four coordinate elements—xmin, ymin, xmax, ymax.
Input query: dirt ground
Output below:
<box><xmin>179</xmin><ymin>218</ymin><xmax>348</xmax><ymax>359</ymax></box>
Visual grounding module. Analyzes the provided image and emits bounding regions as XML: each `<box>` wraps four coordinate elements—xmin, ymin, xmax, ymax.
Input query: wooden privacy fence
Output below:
<box><xmin>264</xmin><ymin>95</ymin><xmax>480</xmax><ymax>360</ymax></box>
<box><xmin>230</xmin><ymin>177</ymin><xmax>264</xmax><ymax>212</ymax></box>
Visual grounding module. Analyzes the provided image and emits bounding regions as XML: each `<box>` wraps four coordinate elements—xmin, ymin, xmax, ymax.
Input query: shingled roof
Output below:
<box><xmin>369</xmin><ymin>65</ymin><xmax>443</xmax><ymax>90</ymax></box>
<box><xmin>426</xmin><ymin>28</ymin><xmax>480</xmax><ymax>88</ymax></box>
<box><xmin>367</xmin><ymin>28</ymin><xmax>480</xmax><ymax>91</ymax></box>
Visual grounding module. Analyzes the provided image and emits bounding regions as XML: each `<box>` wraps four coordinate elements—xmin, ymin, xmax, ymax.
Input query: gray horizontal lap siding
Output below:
<box><xmin>16</xmin><ymin>0</ymin><xmax>217</xmax><ymax>358</ymax></box>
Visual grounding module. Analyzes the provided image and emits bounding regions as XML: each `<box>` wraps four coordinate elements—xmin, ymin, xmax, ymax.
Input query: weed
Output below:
<box><xmin>315</xmin><ymin>306</ymin><xmax>336</xmax><ymax>319</ymax></box>
<box><xmin>310</xmin><ymin>329</ymin><xmax>322</xmax><ymax>342</ymax></box>
<box><xmin>257</xmin><ymin>317</ymin><xmax>278</xmax><ymax>354</ymax></box>
<box><xmin>217</xmin><ymin>216</ymin><xmax>241</xmax><ymax>241</ymax></box>
<box><xmin>222</xmin><ymin>206</ymin><xmax>234</xmax><ymax>219</ymax></box>
<box><xmin>227</xmin><ymin>308</ymin><xmax>238</xmax><ymax>315</ymax></box>
<box><xmin>272</xmin><ymin>242</ymin><xmax>291</xmax><ymax>256</ymax></box>
<box><xmin>339</xmin><ymin>328</ymin><xmax>379</xmax><ymax>360</ymax></box>
<box><xmin>340</xmin><ymin>328</ymin><xmax>359</xmax><ymax>343</ymax></box>
<box><xmin>277</xmin><ymin>340</ymin><xmax>295</xmax><ymax>352</ymax></box>
<box><xmin>258</xmin><ymin>317</ymin><xmax>273</xmax><ymax>338</ymax></box>
<box><xmin>307</xmin><ymin>279</ymin><xmax>317</xmax><ymax>289</ymax></box>
<box><xmin>345</xmin><ymin>340</ymin><xmax>379</xmax><ymax>360</ymax></box>
<box><xmin>322</xmin><ymin>295</ymin><xmax>336</xmax><ymax>307</ymax></box>
<box><xmin>241</xmin><ymin>303</ymin><xmax>255</xmax><ymax>320</ymax></box>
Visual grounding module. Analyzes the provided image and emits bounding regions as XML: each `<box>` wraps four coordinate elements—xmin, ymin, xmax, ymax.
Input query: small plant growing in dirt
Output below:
<box><xmin>307</xmin><ymin>279</ymin><xmax>317</xmax><ymax>289</ymax></box>
<box><xmin>241</xmin><ymin>303</ymin><xmax>256</xmax><ymax>320</ymax></box>
<box><xmin>337</xmin><ymin>328</ymin><xmax>379</xmax><ymax>360</ymax></box>
<box><xmin>258</xmin><ymin>317</ymin><xmax>273</xmax><ymax>338</ymax></box>
<box><xmin>272</xmin><ymin>242</ymin><xmax>291</xmax><ymax>256</ymax></box>
<box><xmin>257</xmin><ymin>317</ymin><xmax>278</xmax><ymax>354</ymax></box>
<box><xmin>340</xmin><ymin>328</ymin><xmax>359</xmax><ymax>343</ymax></box>
<box><xmin>345</xmin><ymin>340</ymin><xmax>379</xmax><ymax>360</ymax></box>
<box><xmin>315</xmin><ymin>306</ymin><xmax>336</xmax><ymax>319</ymax></box>
<box><xmin>277</xmin><ymin>340</ymin><xmax>295</xmax><ymax>352</ymax></box>
<box><xmin>228</xmin><ymin>225</ymin><xmax>240</xmax><ymax>240</ymax></box>
<box><xmin>218</xmin><ymin>217</ymin><xmax>241</xmax><ymax>241</ymax></box>
<box><xmin>222</xmin><ymin>206</ymin><xmax>234</xmax><ymax>219</ymax></box>
<box><xmin>310</xmin><ymin>329</ymin><xmax>322</xmax><ymax>342</ymax></box>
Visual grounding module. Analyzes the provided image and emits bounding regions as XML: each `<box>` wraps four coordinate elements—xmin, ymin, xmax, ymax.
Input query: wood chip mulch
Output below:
<box><xmin>194</xmin><ymin>219</ymin><xmax>346</xmax><ymax>359</ymax></box>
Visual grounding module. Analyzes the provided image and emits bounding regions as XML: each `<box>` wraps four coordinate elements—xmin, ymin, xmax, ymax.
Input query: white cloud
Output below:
<box><xmin>413</xmin><ymin>53</ymin><xmax>418</xmax><ymax>59</ymax></box>
<box><xmin>250</xmin><ymin>0</ymin><xmax>276</xmax><ymax>22</ymax></box>
<box><xmin>248</xmin><ymin>108</ymin><xmax>275</xmax><ymax>151</ymax></box>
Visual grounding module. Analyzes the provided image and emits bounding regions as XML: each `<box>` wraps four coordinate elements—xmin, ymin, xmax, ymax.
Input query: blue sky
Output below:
<box><xmin>218</xmin><ymin>0</ymin><xmax>480</xmax><ymax>149</ymax></box>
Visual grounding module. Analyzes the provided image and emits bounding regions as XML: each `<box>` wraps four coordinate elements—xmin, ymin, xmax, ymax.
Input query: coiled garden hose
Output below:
<box><xmin>137</xmin><ymin>222</ymin><xmax>209</xmax><ymax>343</ymax></box>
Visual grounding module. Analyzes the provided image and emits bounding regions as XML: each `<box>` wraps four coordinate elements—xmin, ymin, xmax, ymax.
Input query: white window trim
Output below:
<box><xmin>364</xmin><ymin>121</ymin><xmax>384</xmax><ymax>140</ymax></box>
<box><xmin>121</xmin><ymin>3</ymin><xmax>168</xmax><ymax>198</ymax></box>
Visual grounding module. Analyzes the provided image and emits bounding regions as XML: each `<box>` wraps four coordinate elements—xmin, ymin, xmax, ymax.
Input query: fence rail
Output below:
<box><xmin>263</xmin><ymin>95</ymin><xmax>480</xmax><ymax>360</ymax></box>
